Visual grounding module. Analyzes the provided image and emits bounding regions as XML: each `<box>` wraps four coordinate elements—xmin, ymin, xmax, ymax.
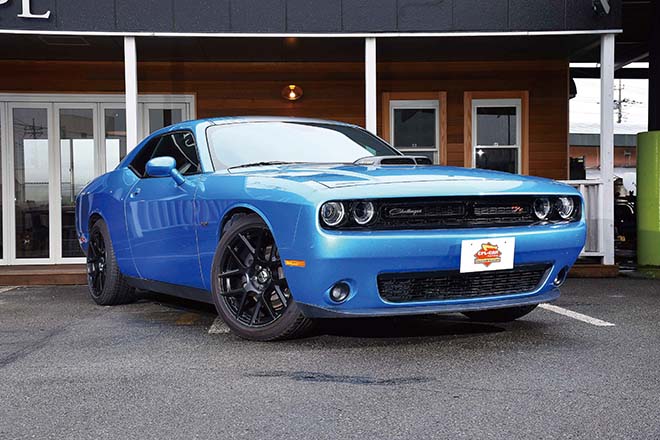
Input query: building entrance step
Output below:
<box><xmin>0</xmin><ymin>264</ymin><xmax>86</xmax><ymax>286</ymax></box>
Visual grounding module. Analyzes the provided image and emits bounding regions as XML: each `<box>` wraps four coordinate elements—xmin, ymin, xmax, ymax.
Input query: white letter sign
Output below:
<box><xmin>0</xmin><ymin>0</ymin><xmax>51</xmax><ymax>19</ymax></box>
<box><xmin>17</xmin><ymin>0</ymin><xmax>51</xmax><ymax>19</ymax></box>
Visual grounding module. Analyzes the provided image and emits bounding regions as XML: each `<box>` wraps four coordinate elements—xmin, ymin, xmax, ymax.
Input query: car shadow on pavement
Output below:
<box><xmin>313</xmin><ymin>315</ymin><xmax>506</xmax><ymax>339</ymax></box>
<box><xmin>134</xmin><ymin>291</ymin><xmax>553</xmax><ymax>342</ymax></box>
<box><xmin>137</xmin><ymin>291</ymin><xmax>216</xmax><ymax>314</ymax></box>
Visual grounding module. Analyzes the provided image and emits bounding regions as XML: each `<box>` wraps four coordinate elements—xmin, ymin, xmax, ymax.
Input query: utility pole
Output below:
<box><xmin>615</xmin><ymin>79</ymin><xmax>623</xmax><ymax>124</ymax></box>
<box><xmin>613</xmin><ymin>79</ymin><xmax>640</xmax><ymax>125</ymax></box>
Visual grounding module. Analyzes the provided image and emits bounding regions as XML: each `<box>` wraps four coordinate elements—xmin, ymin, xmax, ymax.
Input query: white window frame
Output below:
<box><xmin>6</xmin><ymin>101</ymin><xmax>54</xmax><ymax>265</ymax></box>
<box><xmin>55</xmin><ymin>103</ymin><xmax>99</xmax><ymax>263</ymax></box>
<box><xmin>471</xmin><ymin>98</ymin><xmax>522</xmax><ymax>174</ymax></box>
<box><xmin>141</xmin><ymin>102</ymin><xmax>190</xmax><ymax>141</ymax></box>
<box><xmin>0</xmin><ymin>102</ymin><xmax>7</xmax><ymax>266</ymax></box>
<box><xmin>99</xmin><ymin>104</ymin><xmax>127</xmax><ymax>174</ymax></box>
<box><xmin>389</xmin><ymin>99</ymin><xmax>440</xmax><ymax>164</ymax></box>
<box><xmin>0</xmin><ymin>93</ymin><xmax>195</xmax><ymax>265</ymax></box>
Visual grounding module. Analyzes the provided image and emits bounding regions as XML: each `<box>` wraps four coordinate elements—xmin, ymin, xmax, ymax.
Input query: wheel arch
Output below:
<box><xmin>219</xmin><ymin>204</ymin><xmax>276</xmax><ymax>241</ymax></box>
<box><xmin>88</xmin><ymin>212</ymin><xmax>104</xmax><ymax>231</ymax></box>
<box><xmin>85</xmin><ymin>211</ymin><xmax>108</xmax><ymax>255</ymax></box>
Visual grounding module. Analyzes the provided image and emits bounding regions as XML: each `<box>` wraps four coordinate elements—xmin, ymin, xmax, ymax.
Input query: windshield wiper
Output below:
<box><xmin>228</xmin><ymin>161</ymin><xmax>292</xmax><ymax>170</ymax></box>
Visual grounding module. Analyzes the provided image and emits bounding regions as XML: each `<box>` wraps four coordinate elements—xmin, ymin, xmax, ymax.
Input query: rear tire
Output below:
<box><xmin>87</xmin><ymin>219</ymin><xmax>135</xmax><ymax>305</ymax></box>
<box><xmin>462</xmin><ymin>305</ymin><xmax>537</xmax><ymax>323</ymax></box>
<box><xmin>211</xmin><ymin>214</ymin><xmax>314</xmax><ymax>341</ymax></box>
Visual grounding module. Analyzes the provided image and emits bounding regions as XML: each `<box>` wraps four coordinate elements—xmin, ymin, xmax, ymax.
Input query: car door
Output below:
<box><xmin>125</xmin><ymin>131</ymin><xmax>204</xmax><ymax>288</ymax></box>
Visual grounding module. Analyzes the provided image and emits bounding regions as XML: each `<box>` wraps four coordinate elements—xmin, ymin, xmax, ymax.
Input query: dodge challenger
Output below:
<box><xmin>75</xmin><ymin>117</ymin><xmax>587</xmax><ymax>340</ymax></box>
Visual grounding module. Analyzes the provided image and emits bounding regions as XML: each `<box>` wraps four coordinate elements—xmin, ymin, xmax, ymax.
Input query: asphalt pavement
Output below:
<box><xmin>1</xmin><ymin>278</ymin><xmax>659</xmax><ymax>439</ymax></box>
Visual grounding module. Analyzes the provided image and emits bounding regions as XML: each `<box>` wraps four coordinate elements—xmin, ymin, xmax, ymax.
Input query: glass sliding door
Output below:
<box><xmin>149</xmin><ymin>108</ymin><xmax>182</xmax><ymax>131</ymax></box>
<box><xmin>143</xmin><ymin>103</ymin><xmax>187</xmax><ymax>138</ymax></box>
<box><xmin>0</xmin><ymin>94</ymin><xmax>194</xmax><ymax>265</ymax></box>
<box><xmin>59</xmin><ymin>107</ymin><xmax>95</xmax><ymax>258</ymax></box>
<box><xmin>0</xmin><ymin>106</ymin><xmax>3</xmax><ymax>261</ymax></box>
<box><xmin>11</xmin><ymin>106</ymin><xmax>50</xmax><ymax>259</ymax></box>
<box><xmin>103</xmin><ymin>108</ymin><xmax>127</xmax><ymax>172</ymax></box>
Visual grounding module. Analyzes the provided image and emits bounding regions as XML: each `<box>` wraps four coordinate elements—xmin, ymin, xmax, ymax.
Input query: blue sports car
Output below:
<box><xmin>76</xmin><ymin>117</ymin><xmax>586</xmax><ymax>341</ymax></box>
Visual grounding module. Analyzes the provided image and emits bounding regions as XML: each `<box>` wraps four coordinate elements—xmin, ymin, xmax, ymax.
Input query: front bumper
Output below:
<box><xmin>280</xmin><ymin>221</ymin><xmax>586</xmax><ymax>318</ymax></box>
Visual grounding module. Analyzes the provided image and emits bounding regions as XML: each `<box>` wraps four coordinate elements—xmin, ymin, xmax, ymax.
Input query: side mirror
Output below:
<box><xmin>145</xmin><ymin>156</ymin><xmax>185</xmax><ymax>186</ymax></box>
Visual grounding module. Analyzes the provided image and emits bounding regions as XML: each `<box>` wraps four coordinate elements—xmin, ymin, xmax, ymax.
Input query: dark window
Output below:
<box><xmin>476</xmin><ymin>106</ymin><xmax>517</xmax><ymax>146</ymax></box>
<box><xmin>393</xmin><ymin>108</ymin><xmax>436</xmax><ymax>149</ymax></box>
<box><xmin>129</xmin><ymin>131</ymin><xmax>201</xmax><ymax>178</ymax></box>
<box><xmin>475</xmin><ymin>147</ymin><xmax>518</xmax><ymax>173</ymax></box>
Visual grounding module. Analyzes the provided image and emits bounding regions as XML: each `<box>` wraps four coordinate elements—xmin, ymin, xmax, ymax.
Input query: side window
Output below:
<box><xmin>129</xmin><ymin>131</ymin><xmax>201</xmax><ymax>178</ymax></box>
<box><xmin>128</xmin><ymin>137</ymin><xmax>160</xmax><ymax>178</ymax></box>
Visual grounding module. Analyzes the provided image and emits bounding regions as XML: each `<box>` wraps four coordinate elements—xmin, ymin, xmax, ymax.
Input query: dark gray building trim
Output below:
<box><xmin>0</xmin><ymin>0</ymin><xmax>622</xmax><ymax>34</ymax></box>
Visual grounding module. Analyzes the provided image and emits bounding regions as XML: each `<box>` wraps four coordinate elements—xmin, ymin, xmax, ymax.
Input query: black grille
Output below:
<box><xmin>376</xmin><ymin>196</ymin><xmax>537</xmax><ymax>229</ymax></box>
<box><xmin>377</xmin><ymin>264</ymin><xmax>551</xmax><ymax>303</ymax></box>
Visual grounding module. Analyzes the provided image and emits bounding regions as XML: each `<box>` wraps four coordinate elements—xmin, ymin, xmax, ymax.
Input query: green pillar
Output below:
<box><xmin>637</xmin><ymin>131</ymin><xmax>660</xmax><ymax>267</ymax></box>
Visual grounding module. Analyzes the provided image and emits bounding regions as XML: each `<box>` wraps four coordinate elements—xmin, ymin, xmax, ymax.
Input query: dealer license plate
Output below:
<box><xmin>460</xmin><ymin>237</ymin><xmax>515</xmax><ymax>273</ymax></box>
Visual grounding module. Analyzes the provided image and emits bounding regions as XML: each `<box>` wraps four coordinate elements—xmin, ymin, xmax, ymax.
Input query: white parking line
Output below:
<box><xmin>0</xmin><ymin>286</ymin><xmax>17</xmax><ymax>294</ymax></box>
<box><xmin>539</xmin><ymin>303</ymin><xmax>616</xmax><ymax>327</ymax></box>
<box><xmin>208</xmin><ymin>316</ymin><xmax>231</xmax><ymax>334</ymax></box>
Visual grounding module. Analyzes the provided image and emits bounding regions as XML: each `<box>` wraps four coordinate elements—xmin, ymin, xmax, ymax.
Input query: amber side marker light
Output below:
<box><xmin>284</xmin><ymin>259</ymin><xmax>306</xmax><ymax>268</ymax></box>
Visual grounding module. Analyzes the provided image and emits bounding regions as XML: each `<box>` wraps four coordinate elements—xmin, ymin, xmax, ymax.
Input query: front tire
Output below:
<box><xmin>211</xmin><ymin>214</ymin><xmax>314</xmax><ymax>341</ymax></box>
<box><xmin>86</xmin><ymin>219</ymin><xmax>135</xmax><ymax>305</ymax></box>
<box><xmin>462</xmin><ymin>305</ymin><xmax>538</xmax><ymax>323</ymax></box>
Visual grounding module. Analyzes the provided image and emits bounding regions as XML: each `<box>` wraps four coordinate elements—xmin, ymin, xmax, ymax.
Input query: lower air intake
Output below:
<box><xmin>377</xmin><ymin>264</ymin><xmax>551</xmax><ymax>303</ymax></box>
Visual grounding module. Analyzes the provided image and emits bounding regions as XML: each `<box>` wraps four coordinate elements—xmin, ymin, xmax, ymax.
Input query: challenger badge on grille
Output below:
<box><xmin>388</xmin><ymin>208</ymin><xmax>424</xmax><ymax>217</ymax></box>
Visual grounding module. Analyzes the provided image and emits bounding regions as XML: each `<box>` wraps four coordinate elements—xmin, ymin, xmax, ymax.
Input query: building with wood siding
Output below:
<box><xmin>0</xmin><ymin>0</ymin><xmax>656</xmax><ymax>279</ymax></box>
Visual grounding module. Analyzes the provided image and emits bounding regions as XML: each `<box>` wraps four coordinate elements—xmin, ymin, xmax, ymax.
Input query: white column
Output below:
<box><xmin>124</xmin><ymin>36</ymin><xmax>139</xmax><ymax>151</ymax></box>
<box><xmin>600</xmin><ymin>34</ymin><xmax>615</xmax><ymax>266</ymax></box>
<box><xmin>365</xmin><ymin>37</ymin><xmax>377</xmax><ymax>134</ymax></box>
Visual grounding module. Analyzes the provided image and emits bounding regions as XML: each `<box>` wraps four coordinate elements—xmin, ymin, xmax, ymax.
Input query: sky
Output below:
<box><xmin>570</xmin><ymin>70</ymin><xmax>649</xmax><ymax>135</ymax></box>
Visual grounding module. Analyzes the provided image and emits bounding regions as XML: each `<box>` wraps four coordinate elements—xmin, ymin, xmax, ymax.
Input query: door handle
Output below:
<box><xmin>130</xmin><ymin>188</ymin><xmax>141</xmax><ymax>198</ymax></box>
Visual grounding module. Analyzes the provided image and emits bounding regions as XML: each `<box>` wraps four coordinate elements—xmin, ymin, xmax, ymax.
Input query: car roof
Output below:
<box><xmin>161</xmin><ymin>116</ymin><xmax>359</xmax><ymax>133</ymax></box>
<box><xmin>209</xmin><ymin>116</ymin><xmax>356</xmax><ymax>127</ymax></box>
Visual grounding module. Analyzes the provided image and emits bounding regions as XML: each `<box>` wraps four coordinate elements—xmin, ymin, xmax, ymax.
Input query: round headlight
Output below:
<box><xmin>533</xmin><ymin>198</ymin><xmax>551</xmax><ymax>220</ymax></box>
<box><xmin>320</xmin><ymin>202</ymin><xmax>345</xmax><ymax>227</ymax></box>
<box><xmin>352</xmin><ymin>201</ymin><xmax>375</xmax><ymax>225</ymax></box>
<box><xmin>555</xmin><ymin>197</ymin><xmax>575</xmax><ymax>220</ymax></box>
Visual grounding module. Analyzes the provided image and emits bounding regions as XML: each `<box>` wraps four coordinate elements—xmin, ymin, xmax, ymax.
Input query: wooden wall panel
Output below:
<box><xmin>376</xmin><ymin>60</ymin><xmax>569</xmax><ymax>180</ymax></box>
<box><xmin>0</xmin><ymin>60</ymin><xmax>366</xmax><ymax>127</ymax></box>
<box><xmin>0</xmin><ymin>58</ymin><xmax>568</xmax><ymax>179</ymax></box>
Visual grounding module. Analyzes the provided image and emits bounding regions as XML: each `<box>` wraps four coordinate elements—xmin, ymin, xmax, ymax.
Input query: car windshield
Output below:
<box><xmin>207</xmin><ymin>121</ymin><xmax>400</xmax><ymax>169</ymax></box>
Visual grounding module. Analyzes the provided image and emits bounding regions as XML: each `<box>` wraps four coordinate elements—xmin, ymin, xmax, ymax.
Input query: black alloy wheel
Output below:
<box><xmin>85</xmin><ymin>219</ymin><xmax>135</xmax><ymax>306</ymax></box>
<box><xmin>87</xmin><ymin>227</ymin><xmax>107</xmax><ymax>297</ymax></box>
<box><xmin>218</xmin><ymin>225</ymin><xmax>290</xmax><ymax>327</ymax></box>
<box><xmin>212</xmin><ymin>214</ymin><xmax>314</xmax><ymax>341</ymax></box>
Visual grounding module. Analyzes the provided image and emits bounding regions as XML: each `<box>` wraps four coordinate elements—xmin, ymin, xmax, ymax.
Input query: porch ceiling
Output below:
<box><xmin>571</xmin><ymin>0</ymin><xmax>652</xmax><ymax>73</ymax></box>
<box><xmin>0</xmin><ymin>34</ymin><xmax>607</xmax><ymax>63</ymax></box>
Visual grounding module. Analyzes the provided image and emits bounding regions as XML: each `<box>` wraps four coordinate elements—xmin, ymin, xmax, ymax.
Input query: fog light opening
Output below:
<box><xmin>330</xmin><ymin>282</ymin><xmax>351</xmax><ymax>303</ymax></box>
<box><xmin>554</xmin><ymin>267</ymin><xmax>569</xmax><ymax>287</ymax></box>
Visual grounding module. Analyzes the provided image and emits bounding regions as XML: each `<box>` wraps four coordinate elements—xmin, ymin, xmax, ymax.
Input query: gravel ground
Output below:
<box><xmin>1</xmin><ymin>278</ymin><xmax>659</xmax><ymax>439</ymax></box>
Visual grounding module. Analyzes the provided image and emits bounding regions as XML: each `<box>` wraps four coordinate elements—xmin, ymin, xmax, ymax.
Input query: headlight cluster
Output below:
<box><xmin>320</xmin><ymin>201</ymin><xmax>376</xmax><ymax>227</ymax></box>
<box><xmin>532</xmin><ymin>196</ymin><xmax>580</xmax><ymax>221</ymax></box>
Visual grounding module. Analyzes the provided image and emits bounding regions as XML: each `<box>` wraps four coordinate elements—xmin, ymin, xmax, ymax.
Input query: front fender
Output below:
<box><xmin>195</xmin><ymin>174</ymin><xmax>309</xmax><ymax>290</ymax></box>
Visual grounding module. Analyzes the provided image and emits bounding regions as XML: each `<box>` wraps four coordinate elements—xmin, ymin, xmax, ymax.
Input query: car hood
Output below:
<box><xmin>226</xmin><ymin>163</ymin><xmax>577</xmax><ymax>197</ymax></box>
